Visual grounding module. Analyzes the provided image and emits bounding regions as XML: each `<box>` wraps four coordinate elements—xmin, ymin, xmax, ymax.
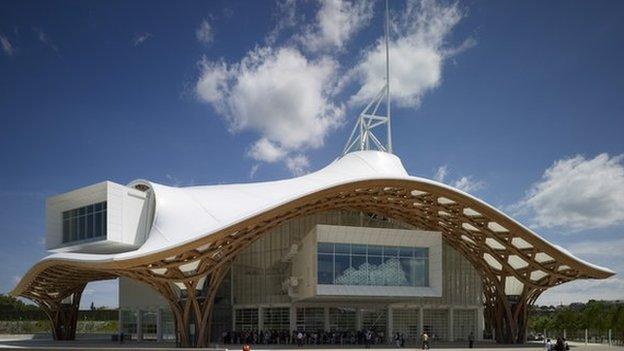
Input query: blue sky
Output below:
<box><xmin>1</xmin><ymin>0</ymin><xmax>623</xmax><ymax>309</ymax></box>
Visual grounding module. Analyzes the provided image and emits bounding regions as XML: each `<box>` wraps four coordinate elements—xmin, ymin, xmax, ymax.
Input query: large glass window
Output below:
<box><xmin>317</xmin><ymin>242</ymin><xmax>429</xmax><ymax>287</ymax></box>
<box><xmin>295</xmin><ymin>307</ymin><xmax>324</xmax><ymax>331</ymax></box>
<box><xmin>235</xmin><ymin>308</ymin><xmax>259</xmax><ymax>331</ymax></box>
<box><xmin>141</xmin><ymin>310</ymin><xmax>158</xmax><ymax>340</ymax></box>
<box><xmin>329</xmin><ymin>307</ymin><xmax>356</xmax><ymax>331</ymax></box>
<box><xmin>62</xmin><ymin>202</ymin><xmax>107</xmax><ymax>243</ymax></box>
<box><xmin>120</xmin><ymin>309</ymin><xmax>138</xmax><ymax>340</ymax></box>
<box><xmin>263</xmin><ymin>307</ymin><xmax>290</xmax><ymax>330</ymax></box>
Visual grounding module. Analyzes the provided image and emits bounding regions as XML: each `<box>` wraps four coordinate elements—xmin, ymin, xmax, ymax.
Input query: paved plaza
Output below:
<box><xmin>0</xmin><ymin>335</ymin><xmax>619</xmax><ymax>351</ymax></box>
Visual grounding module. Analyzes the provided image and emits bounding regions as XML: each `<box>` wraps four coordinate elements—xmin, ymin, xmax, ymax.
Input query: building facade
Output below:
<box><xmin>12</xmin><ymin>151</ymin><xmax>615</xmax><ymax>346</ymax></box>
<box><xmin>119</xmin><ymin>210</ymin><xmax>484</xmax><ymax>344</ymax></box>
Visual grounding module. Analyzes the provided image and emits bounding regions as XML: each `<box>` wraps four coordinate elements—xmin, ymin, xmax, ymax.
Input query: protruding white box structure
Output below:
<box><xmin>45</xmin><ymin>181</ymin><xmax>154</xmax><ymax>253</ymax></box>
<box><xmin>291</xmin><ymin>224</ymin><xmax>443</xmax><ymax>300</ymax></box>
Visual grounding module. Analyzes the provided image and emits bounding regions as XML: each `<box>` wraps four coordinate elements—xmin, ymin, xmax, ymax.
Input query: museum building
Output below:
<box><xmin>9</xmin><ymin>5</ymin><xmax>614</xmax><ymax>345</ymax></box>
<box><xmin>11</xmin><ymin>150</ymin><xmax>614</xmax><ymax>347</ymax></box>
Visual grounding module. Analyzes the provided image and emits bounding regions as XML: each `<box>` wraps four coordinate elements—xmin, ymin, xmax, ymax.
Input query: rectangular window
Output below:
<box><xmin>61</xmin><ymin>201</ymin><xmax>107</xmax><ymax>244</ymax></box>
<box><xmin>235</xmin><ymin>308</ymin><xmax>259</xmax><ymax>331</ymax></box>
<box><xmin>317</xmin><ymin>242</ymin><xmax>429</xmax><ymax>287</ymax></box>
<box><xmin>317</xmin><ymin>253</ymin><xmax>334</xmax><ymax>284</ymax></box>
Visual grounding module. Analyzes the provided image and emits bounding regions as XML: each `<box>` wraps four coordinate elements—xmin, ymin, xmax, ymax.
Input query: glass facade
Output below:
<box><xmin>120</xmin><ymin>309</ymin><xmax>138</xmax><ymax>340</ymax></box>
<box><xmin>62</xmin><ymin>201</ymin><xmax>107</xmax><ymax>243</ymax></box>
<box><xmin>295</xmin><ymin>307</ymin><xmax>324</xmax><ymax>331</ymax></box>
<box><xmin>328</xmin><ymin>307</ymin><xmax>356</xmax><ymax>331</ymax></box>
<box><xmin>317</xmin><ymin>242</ymin><xmax>429</xmax><ymax>287</ymax></box>
<box><xmin>235</xmin><ymin>308</ymin><xmax>259</xmax><ymax>331</ymax></box>
<box><xmin>141</xmin><ymin>310</ymin><xmax>158</xmax><ymax>340</ymax></box>
<box><xmin>362</xmin><ymin>308</ymin><xmax>387</xmax><ymax>332</ymax></box>
<box><xmin>162</xmin><ymin>309</ymin><xmax>176</xmax><ymax>340</ymax></box>
<box><xmin>392</xmin><ymin>308</ymin><xmax>420</xmax><ymax>341</ymax></box>
<box><xmin>263</xmin><ymin>307</ymin><xmax>290</xmax><ymax>330</ymax></box>
<box><xmin>453</xmin><ymin>309</ymin><xmax>476</xmax><ymax>341</ymax></box>
<box><xmin>423</xmin><ymin>309</ymin><xmax>449</xmax><ymax>341</ymax></box>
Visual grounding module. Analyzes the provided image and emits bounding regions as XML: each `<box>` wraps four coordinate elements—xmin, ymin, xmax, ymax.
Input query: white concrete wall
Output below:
<box><xmin>45</xmin><ymin>181</ymin><xmax>153</xmax><ymax>253</ymax></box>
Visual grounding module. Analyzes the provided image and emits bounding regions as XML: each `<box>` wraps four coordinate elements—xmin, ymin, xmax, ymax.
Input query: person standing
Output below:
<box><xmin>421</xmin><ymin>332</ymin><xmax>429</xmax><ymax>350</ymax></box>
<box><xmin>468</xmin><ymin>332</ymin><xmax>474</xmax><ymax>348</ymax></box>
<box><xmin>296</xmin><ymin>331</ymin><xmax>303</xmax><ymax>347</ymax></box>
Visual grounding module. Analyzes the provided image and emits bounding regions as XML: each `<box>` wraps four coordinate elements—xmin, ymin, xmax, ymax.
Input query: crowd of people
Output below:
<box><xmin>221</xmin><ymin>329</ymin><xmax>478</xmax><ymax>349</ymax></box>
<box><xmin>220</xmin><ymin>329</ymin><xmax>388</xmax><ymax>346</ymax></box>
<box><xmin>545</xmin><ymin>337</ymin><xmax>570</xmax><ymax>351</ymax></box>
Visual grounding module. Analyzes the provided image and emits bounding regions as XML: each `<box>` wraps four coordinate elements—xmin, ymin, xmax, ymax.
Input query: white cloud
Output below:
<box><xmin>565</xmin><ymin>237</ymin><xmax>624</xmax><ymax>257</ymax></box>
<box><xmin>0</xmin><ymin>34</ymin><xmax>14</xmax><ymax>56</ymax></box>
<box><xmin>33</xmin><ymin>27</ymin><xmax>58</xmax><ymax>54</ymax></box>
<box><xmin>249</xmin><ymin>164</ymin><xmax>260</xmax><ymax>179</ymax></box>
<box><xmin>248</xmin><ymin>138</ymin><xmax>286</xmax><ymax>163</ymax></box>
<box><xmin>347</xmin><ymin>0</ymin><xmax>470</xmax><ymax>108</ymax></box>
<box><xmin>266</xmin><ymin>0</ymin><xmax>298</xmax><ymax>45</ymax></box>
<box><xmin>196</xmin><ymin>46</ymin><xmax>344</xmax><ymax>172</ymax></box>
<box><xmin>433</xmin><ymin>165</ymin><xmax>484</xmax><ymax>193</ymax></box>
<box><xmin>452</xmin><ymin>176</ymin><xmax>484</xmax><ymax>193</ymax></box>
<box><xmin>286</xmin><ymin>155</ymin><xmax>310</xmax><ymax>176</ymax></box>
<box><xmin>298</xmin><ymin>0</ymin><xmax>374</xmax><ymax>53</ymax></box>
<box><xmin>195</xmin><ymin>0</ymin><xmax>469</xmax><ymax>175</ymax></box>
<box><xmin>515</xmin><ymin>153</ymin><xmax>624</xmax><ymax>231</ymax></box>
<box><xmin>133</xmin><ymin>32</ymin><xmax>152</xmax><ymax>46</ymax></box>
<box><xmin>196</xmin><ymin>19</ymin><xmax>214</xmax><ymax>44</ymax></box>
<box><xmin>434</xmin><ymin>165</ymin><xmax>448</xmax><ymax>182</ymax></box>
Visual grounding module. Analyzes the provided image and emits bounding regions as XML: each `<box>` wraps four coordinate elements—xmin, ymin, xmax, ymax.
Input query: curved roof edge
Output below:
<box><xmin>11</xmin><ymin>151</ymin><xmax>614</xmax><ymax>296</ymax></box>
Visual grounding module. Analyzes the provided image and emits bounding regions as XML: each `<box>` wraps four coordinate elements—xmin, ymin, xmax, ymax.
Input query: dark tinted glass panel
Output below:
<box><xmin>334</xmin><ymin>254</ymin><xmax>350</xmax><ymax>283</ymax></box>
<box><xmin>317</xmin><ymin>254</ymin><xmax>333</xmax><ymax>284</ymax></box>
<box><xmin>334</xmin><ymin>243</ymin><xmax>350</xmax><ymax>254</ymax></box>
<box><xmin>413</xmin><ymin>259</ymin><xmax>427</xmax><ymax>286</ymax></box>
<box><xmin>317</xmin><ymin>242</ymin><xmax>333</xmax><ymax>254</ymax></box>
<box><xmin>78</xmin><ymin>216</ymin><xmax>85</xmax><ymax>240</ymax></box>
<box><xmin>383</xmin><ymin>246</ymin><xmax>398</xmax><ymax>257</ymax></box>
<box><xmin>351</xmin><ymin>255</ymin><xmax>366</xmax><ymax>270</ymax></box>
<box><xmin>351</xmin><ymin>244</ymin><xmax>366</xmax><ymax>255</ymax></box>
<box><xmin>414</xmin><ymin>248</ymin><xmax>428</xmax><ymax>258</ymax></box>
<box><xmin>368</xmin><ymin>255</ymin><xmax>382</xmax><ymax>267</ymax></box>
<box><xmin>95</xmin><ymin>213</ymin><xmax>102</xmax><ymax>237</ymax></box>
<box><xmin>368</xmin><ymin>245</ymin><xmax>382</xmax><ymax>256</ymax></box>
<box><xmin>399</xmin><ymin>247</ymin><xmax>413</xmax><ymax>257</ymax></box>
<box><xmin>71</xmin><ymin>217</ymin><xmax>78</xmax><ymax>241</ymax></box>
<box><xmin>61</xmin><ymin>202</ymin><xmax>107</xmax><ymax>243</ymax></box>
<box><xmin>62</xmin><ymin>219</ymin><xmax>69</xmax><ymax>242</ymax></box>
<box><xmin>86</xmin><ymin>214</ymin><xmax>94</xmax><ymax>239</ymax></box>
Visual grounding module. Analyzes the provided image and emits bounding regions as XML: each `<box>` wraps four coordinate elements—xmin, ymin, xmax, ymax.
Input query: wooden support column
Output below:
<box><xmin>30</xmin><ymin>284</ymin><xmax>85</xmax><ymax>341</ymax></box>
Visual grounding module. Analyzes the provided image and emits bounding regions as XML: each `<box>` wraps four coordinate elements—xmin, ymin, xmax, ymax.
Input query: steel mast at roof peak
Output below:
<box><xmin>342</xmin><ymin>0</ymin><xmax>392</xmax><ymax>156</ymax></box>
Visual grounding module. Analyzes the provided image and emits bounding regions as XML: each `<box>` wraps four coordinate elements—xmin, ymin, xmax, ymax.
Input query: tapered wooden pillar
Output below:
<box><xmin>147</xmin><ymin>263</ymin><xmax>230</xmax><ymax>348</ymax></box>
<box><xmin>30</xmin><ymin>284</ymin><xmax>85</xmax><ymax>341</ymax></box>
<box><xmin>483</xmin><ymin>286</ymin><xmax>538</xmax><ymax>344</ymax></box>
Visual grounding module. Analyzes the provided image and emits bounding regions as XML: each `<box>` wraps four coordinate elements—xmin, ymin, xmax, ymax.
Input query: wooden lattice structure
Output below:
<box><xmin>12</xmin><ymin>179</ymin><xmax>613</xmax><ymax>346</ymax></box>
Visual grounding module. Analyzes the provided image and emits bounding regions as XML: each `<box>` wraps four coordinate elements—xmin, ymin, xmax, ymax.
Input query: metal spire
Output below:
<box><xmin>342</xmin><ymin>0</ymin><xmax>392</xmax><ymax>156</ymax></box>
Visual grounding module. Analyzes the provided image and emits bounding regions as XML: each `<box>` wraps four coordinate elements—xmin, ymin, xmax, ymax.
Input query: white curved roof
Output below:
<box><xmin>31</xmin><ymin>151</ymin><xmax>613</xmax><ymax>274</ymax></box>
<box><xmin>12</xmin><ymin>151</ymin><xmax>614</xmax><ymax>298</ymax></box>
